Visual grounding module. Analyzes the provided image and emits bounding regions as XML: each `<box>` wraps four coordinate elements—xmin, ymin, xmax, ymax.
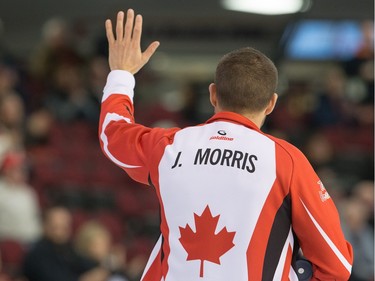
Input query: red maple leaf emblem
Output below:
<box><xmin>179</xmin><ymin>205</ymin><xmax>236</xmax><ymax>277</ymax></box>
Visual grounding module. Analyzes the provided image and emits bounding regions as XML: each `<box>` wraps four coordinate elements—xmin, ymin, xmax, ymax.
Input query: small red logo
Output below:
<box><xmin>318</xmin><ymin>180</ymin><xmax>330</xmax><ymax>202</ymax></box>
<box><xmin>209</xmin><ymin>136</ymin><xmax>234</xmax><ymax>141</ymax></box>
<box><xmin>209</xmin><ymin>130</ymin><xmax>234</xmax><ymax>141</ymax></box>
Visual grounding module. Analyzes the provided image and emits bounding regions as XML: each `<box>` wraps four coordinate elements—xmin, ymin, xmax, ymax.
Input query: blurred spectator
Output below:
<box><xmin>0</xmin><ymin>150</ymin><xmax>41</xmax><ymax>244</ymax></box>
<box><xmin>266</xmin><ymin>80</ymin><xmax>314</xmax><ymax>144</ymax></box>
<box><xmin>352</xmin><ymin>180</ymin><xmax>374</xmax><ymax>228</ymax></box>
<box><xmin>0</xmin><ymin>133</ymin><xmax>12</xmax><ymax>163</ymax></box>
<box><xmin>0</xmin><ymin>60</ymin><xmax>24</xmax><ymax>149</ymax></box>
<box><xmin>44</xmin><ymin>61</ymin><xmax>99</xmax><ymax>124</ymax></box>
<box><xmin>343</xmin><ymin>21</ymin><xmax>374</xmax><ymax>133</ymax></box>
<box><xmin>0</xmin><ymin>63</ymin><xmax>19</xmax><ymax>99</ymax></box>
<box><xmin>126</xmin><ymin>254</ymin><xmax>148</xmax><ymax>281</ymax></box>
<box><xmin>353</xmin><ymin>59</ymin><xmax>374</xmax><ymax>128</ymax></box>
<box><xmin>88</xmin><ymin>55</ymin><xmax>110</xmax><ymax>102</ymax></box>
<box><xmin>24</xmin><ymin>108</ymin><xmax>54</xmax><ymax>147</ymax></box>
<box><xmin>345</xmin><ymin>60</ymin><xmax>374</xmax><ymax>108</ymax></box>
<box><xmin>181</xmin><ymin>81</ymin><xmax>216</xmax><ymax>125</ymax></box>
<box><xmin>125</xmin><ymin>237</ymin><xmax>157</xmax><ymax>281</ymax></box>
<box><xmin>75</xmin><ymin>221</ymin><xmax>129</xmax><ymax>281</ymax></box>
<box><xmin>304</xmin><ymin>132</ymin><xmax>335</xmax><ymax>169</ymax></box>
<box><xmin>311</xmin><ymin>67</ymin><xmax>354</xmax><ymax>128</ymax></box>
<box><xmin>341</xmin><ymin>197</ymin><xmax>374</xmax><ymax>281</ymax></box>
<box><xmin>29</xmin><ymin>18</ymin><xmax>81</xmax><ymax>82</ymax></box>
<box><xmin>22</xmin><ymin>206</ymin><xmax>108</xmax><ymax>281</ymax></box>
<box><xmin>27</xmin><ymin>17</ymin><xmax>84</xmax><ymax>110</ymax></box>
<box><xmin>0</xmin><ymin>94</ymin><xmax>25</xmax><ymax>146</ymax></box>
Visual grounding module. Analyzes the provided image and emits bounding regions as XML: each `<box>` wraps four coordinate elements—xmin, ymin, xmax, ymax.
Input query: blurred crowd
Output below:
<box><xmin>0</xmin><ymin>17</ymin><xmax>373</xmax><ymax>281</ymax></box>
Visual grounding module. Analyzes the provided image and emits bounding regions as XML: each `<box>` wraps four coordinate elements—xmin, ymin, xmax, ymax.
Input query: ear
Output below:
<box><xmin>265</xmin><ymin>93</ymin><xmax>278</xmax><ymax>115</ymax></box>
<box><xmin>209</xmin><ymin>83</ymin><xmax>218</xmax><ymax>108</ymax></box>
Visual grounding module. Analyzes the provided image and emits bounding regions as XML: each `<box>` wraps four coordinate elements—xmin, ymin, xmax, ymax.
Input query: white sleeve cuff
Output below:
<box><xmin>102</xmin><ymin>70</ymin><xmax>135</xmax><ymax>103</ymax></box>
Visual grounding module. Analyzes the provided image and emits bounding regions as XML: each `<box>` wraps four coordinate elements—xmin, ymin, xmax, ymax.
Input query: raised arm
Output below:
<box><xmin>99</xmin><ymin>10</ymin><xmax>178</xmax><ymax>185</ymax></box>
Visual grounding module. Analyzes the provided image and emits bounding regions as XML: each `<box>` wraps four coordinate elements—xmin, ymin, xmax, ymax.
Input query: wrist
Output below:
<box><xmin>102</xmin><ymin>70</ymin><xmax>135</xmax><ymax>102</ymax></box>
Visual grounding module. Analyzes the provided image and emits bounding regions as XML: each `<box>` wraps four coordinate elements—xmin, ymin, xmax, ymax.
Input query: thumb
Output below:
<box><xmin>142</xmin><ymin>41</ymin><xmax>160</xmax><ymax>63</ymax></box>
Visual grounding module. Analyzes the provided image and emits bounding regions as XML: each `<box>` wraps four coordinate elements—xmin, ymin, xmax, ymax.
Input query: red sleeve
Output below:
<box><xmin>98</xmin><ymin>70</ymin><xmax>179</xmax><ymax>185</ymax></box>
<box><xmin>286</xmin><ymin>144</ymin><xmax>353</xmax><ymax>280</ymax></box>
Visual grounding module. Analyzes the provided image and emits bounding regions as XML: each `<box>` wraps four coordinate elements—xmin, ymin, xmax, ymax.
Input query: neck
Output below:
<box><xmin>241</xmin><ymin>112</ymin><xmax>265</xmax><ymax>129</ymax></box>
<box><xmin>214</xmin><ymin>107</ymin><xmax>265</xmax><ymax>128</ymax></box>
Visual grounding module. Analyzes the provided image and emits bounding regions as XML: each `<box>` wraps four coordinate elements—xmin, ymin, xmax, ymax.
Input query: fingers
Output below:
<box><xmin>132</xmin><ymin>14</ymin><xmax>143</xmax><ymax>47</ymax></box>
<box><xmin>105</xmin><ymin>19</ymin><xmax>115</xmax><ymax>44</ymax></box>
<box><xmin>115</xmin><ymin>11</ymin><xmax>125</xmax><ymax>41</ymax></box>
<box><xmin>109</xmin><ymin>9</ymin><xmax>145</xmax><ymax>45</ymax></box>
<box><xmin>124</xmin><ymin>9</ymin><xmax>135</xmax><ymax>43</ymax></box>
<box><xmin>105</xmin><ymin>9</ymin><xmax>159</xmax><ymax>73</ymax></box>
<box><xmin>143</xmin><ymin>41</ymin><xmax>160</xmax><ymax>63</ymax></box>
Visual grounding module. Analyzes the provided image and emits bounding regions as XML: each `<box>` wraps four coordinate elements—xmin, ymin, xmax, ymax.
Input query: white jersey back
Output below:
<box><xmin>158</xmin><ymin>121</ymin><xmax>276</xmax><ymax>280</ymax></box>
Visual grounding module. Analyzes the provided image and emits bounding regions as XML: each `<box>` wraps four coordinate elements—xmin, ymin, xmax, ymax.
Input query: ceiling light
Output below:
<box><xmin>222</xmin><ymin>0</ymin><xmax>310</xmax><ymax>15</ymax></box>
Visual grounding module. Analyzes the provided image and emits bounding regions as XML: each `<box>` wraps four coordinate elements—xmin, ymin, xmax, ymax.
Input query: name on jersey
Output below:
<box><xmin>194</xmin><ymin>148</ymin><xmax>257</xmax><ymax>173</ymax></box>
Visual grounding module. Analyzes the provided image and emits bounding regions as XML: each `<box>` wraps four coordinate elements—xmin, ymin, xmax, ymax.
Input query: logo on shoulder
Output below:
<box><xmin>318</xmin><ymin>180</ymin><xmax>331</xmax><ymax>202</ymax></box>
<box><xmin>209</xmin><ymin>130</ymin><xmax>234</xmax><ymax>141</ymax></box>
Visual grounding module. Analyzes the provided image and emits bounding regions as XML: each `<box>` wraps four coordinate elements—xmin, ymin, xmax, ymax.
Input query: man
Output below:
<box><xmin>22</xmin><ymin>207</ymin><xmax>108</xmax><ymax>281</ymax></box>
<box><xmin>0</xmin><ymin>151</ymin><xmax>41</xmax><ymax>244</ymax></box>
<box><xmin>99</xmin><ymin>9</ymin><xmax>353</xmax><ymax>280</ymax></box>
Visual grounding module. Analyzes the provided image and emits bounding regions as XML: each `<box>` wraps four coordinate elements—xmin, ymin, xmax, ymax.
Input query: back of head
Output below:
<box><xmin>215</xmin><ymin>47</ymin><xmax>278</xmax><ymax>114</ymax></box>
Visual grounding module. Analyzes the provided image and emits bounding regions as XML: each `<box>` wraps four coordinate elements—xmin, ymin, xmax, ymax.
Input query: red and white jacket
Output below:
<box><xmin>99</xmin><ymin>70</ymin><xmax>353</xmax><ymax>281</ymax></box>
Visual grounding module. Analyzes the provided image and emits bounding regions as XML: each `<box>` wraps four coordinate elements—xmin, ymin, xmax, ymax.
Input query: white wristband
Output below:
<box><xmin>102</xmin><ymin>70</ymin><xmax>135</xmax><ymax>103</ymax></box>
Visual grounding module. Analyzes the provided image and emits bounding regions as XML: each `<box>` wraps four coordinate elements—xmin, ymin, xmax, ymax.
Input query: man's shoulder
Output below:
<box><xmin>27</xmin><ymin>238</ymin><xmax>54</xmax><ymax>255</ymax></box>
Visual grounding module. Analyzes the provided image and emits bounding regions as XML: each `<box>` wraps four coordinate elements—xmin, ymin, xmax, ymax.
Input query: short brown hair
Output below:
<box><xmin>215</xmin><ymin>47</ymin><xmax>278</xmax><ymax>113</ymax></box>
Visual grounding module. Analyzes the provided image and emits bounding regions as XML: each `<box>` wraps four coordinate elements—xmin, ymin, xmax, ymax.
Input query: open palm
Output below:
<box><xmin>105</xmin><ymin>9</ymin><xmax>160</xmax><ymax>74</ymax></box>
